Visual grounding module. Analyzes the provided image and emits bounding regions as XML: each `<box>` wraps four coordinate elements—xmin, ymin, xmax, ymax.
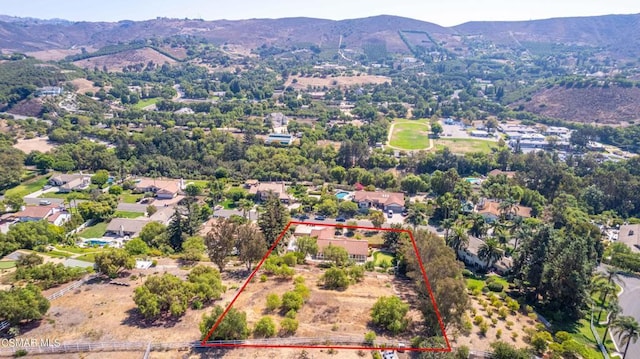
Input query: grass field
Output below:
<box><xmin>5</xmin><ymin>175</ymin><xmax>50</xmax><ymax>197</ymax></box>
<box><xmin>55</xmin><ymin>246</ymin><xmax>102</xmax><ymax>255</ymax></box>
<box><xmin>434</xmin><ymin>138</ymin><xmax>498</xmax><ymax>154</ymax></box>
<box><xmin>75</xmin><ymin>253</ymin><xmax>97</xmax><ymax>263</ymax></box>
<box><xmin>373</xmin><ymin>251</ymin><xmax>394</xmax><ymax>267</ymax></box>
<box><xmin>0</xmin><ymin>261</ymin><xmax>16</xmax><ymax>269</ymax></box>
<box><xmin>40</xmin><ymin>191</ymin><xmax>91</xmax><ymax>200</ymax></box>
<box><xmin>132</xmin><ymin>97</ymin><xmax>161</xmax><ymax>109</ymax></box>
<box><xmin>388</xmin><ymin>120</ymin><xmax>431</xmax><ymax>150</ymax></box>
<box><xmin>113</xmin><ymin>211</ymin><xmax>144</xmax><ymax>218</ymax></box>
<box><xmin>186</xmin><ymin>179</ymin><xmax>209</xmax><ymax>188</ymax></box>
<box><xmin>120</xmin><ymin>191</ymin><xmax>143</xmax><ymax>204</ymax></box>
<box><xmin>79</xmin><ymin>222</ymin><xmax>108</xmax><ymax>239</ymax></box>
<box><xmin>46</xmin><ymin>250</ymin><xmax>73</xmax><ymax>258</ymax></box>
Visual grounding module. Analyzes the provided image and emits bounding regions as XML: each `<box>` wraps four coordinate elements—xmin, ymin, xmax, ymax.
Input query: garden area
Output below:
<box><xmin>4</xmin><ymin>175</ymin><xmax>50</xmax><ymax>197</ymax></box>
<box><xmin>78</xmin><ymin>222</ymin><xmax>108</xmax><ymax>238</ymax></box>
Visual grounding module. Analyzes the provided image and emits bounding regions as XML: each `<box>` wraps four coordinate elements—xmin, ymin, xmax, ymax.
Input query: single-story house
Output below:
<box><xmin>265</xmin><ymin>133</ymin><xmax>294</xmax><ymax>146</ymax></box>
<box><xmin>105</xmin><ymin>218</ymin><xmax>150</xmax><ymax>238</ymax></box>
<box><xmin>471</xmin><ymin>130</ymin><xmax>490</xmax><ymax>138</ymax></box>
<box><xmin>247</xmin><ymin>181</ymin><xmax>292</xmax><ymax>204</ymax></box>
<box><xmin>314</xmin><ymin>238</ymin><xmax>369</xmax><ymax>263</ymax></box>
<box><xmin>487</xmin><ymin>169</ymin><xmax>516</xmax><ymax>179</ymax></box>
<box><xmin>477</xmin><ymin>199</ymin><xmax>532</xmax><ymax>222</ymax></box>
<box><xmin>353</xmin><ymin>191</ymin><xmax>405</xmax><ymax>213</ymax></box>
<box><xmin>133</xmin><ymin>178</ymin><xmax>185</xmax><ymax>199</ymax></box>
<box><xmin>618</xmin><ymin>224</ymin><xmax>640</xmax><ymax>253</ymax></box>
<box><xmin>50</xmin><ymin>173</ymin><xmax>92</xmax><ymax>193</ymax></box>
<box><xmin>3</xmin><ymin>205</ymin><xmax>69</xmax><ymax>225</ymax></box>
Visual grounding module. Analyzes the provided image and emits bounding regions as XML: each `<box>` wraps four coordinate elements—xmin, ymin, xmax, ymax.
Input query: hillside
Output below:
<box><xmin>515</xmin><ymin>85</ymin><xmax>640</xmax><ymax>125</ymax></box>
<box><xmin>453</xmin><ymin>14</ymin><xmax>640</xmax><ymax>58</ymax></box>
<box><xmin>72</xmin><ymin>47</ymin><xmax>177</xmax><ymax>72</ymax></box>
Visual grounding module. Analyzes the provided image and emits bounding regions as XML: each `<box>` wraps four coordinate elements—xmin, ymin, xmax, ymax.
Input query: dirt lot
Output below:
<box><xmin>25</xmin><ymin>49</ymin><xmax>86</xmax><ymax>61</ymax></box>
<box><xmin>73</xmin><ymin>48</ymin><xmax>177</xmax><ymax>72</ymax></box>
<box><xmin>284</xmin><ymin>75</ymin><xmax>390</xmax><ymax>90</ymax></box>
<box><xmin>13</xmin><ymin>137</ymin><xmax>57</xmax><ymax>153</ymax></box>
<box><xmin>451</xmin><ymin>292</ymin><xmax>536</xmax><ymax>352</ymax></box>
<box><xmin>69</xmin><ymin>78</ymin><xmax>100</xmax><ymax>95</ymax></box>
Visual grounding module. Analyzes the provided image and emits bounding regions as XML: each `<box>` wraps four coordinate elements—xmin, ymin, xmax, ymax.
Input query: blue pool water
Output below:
<box><xmin>335</xmin><ymin>191</ymin><xmax>350</xmax><ymax>199</ymax></box>
<box><xmin>464</xmin><ymin>177</ymin><xmax>482</xmax><ymax>185</ymax></box>
<box><xmin>84</xmin><ymin>240</ymin><xmax>110</xmax><ymax>247</ymax></box>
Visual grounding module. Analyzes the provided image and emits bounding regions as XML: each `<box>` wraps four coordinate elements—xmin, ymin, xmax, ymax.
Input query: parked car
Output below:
<box><xmin>314</xmin><ymin>215</ymin><xmax>326</xmax><ymax>221</ymax></box>
<box><xmin>387</xmin><ymin>210</ymin><xmax>393</xmax><ymax>218</ymax></box>
<box><xmin>39</xmin><ymin>200</ymin><xmax>51</xmax><ymax>206</ymax></box>
<box><xmin>336</xmin><ymin>216</ymin><xmax>346</xmax><ymax>222</ymax></box>
<box><xmin>298</xmin><ymin>214</ymin><xmax>309</xmax><ymax>220</ymax></box>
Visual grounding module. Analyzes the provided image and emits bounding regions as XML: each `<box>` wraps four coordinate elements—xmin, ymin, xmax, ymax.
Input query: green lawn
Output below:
<box><xmin>373</xmin><ymin>251</ymin><xmax>395</xmax><ymax>266</ymax></box>
<box><xmin>0</xmin><ymin>261</ymin><xmax>16</xmax><ymax>269</ymax></box>
<box><xmin>113</xmin><ymin>211</ymin><xmax>144</xmax><ymax>218</ymax></box>
<box><xmin>76</xmin><ymin>253</ymin><xmax>97</xmax><ymax>263</ymax></box>
<box><xmin>45</xmin><ymin>250</ymin><xmax>73</xmax><ymax>258</ymax></box>
<box><xmin>132</xmin><ymin>97</ymin><xmax>161</xmax><ymax>109</ymax></box>
<box><xmin>434</xmin><ymin>138</ymin><xmax>498</xmax><ymax>154</ymax></box>
<box><xmin>79</xmin><ymin>222</ymin><xmax>108</xmax><ymax>239</ymax></box>
<box><xmin>389</xmin><ymin>120</ymin><xmax>431</xmax><ymax>150</ymax></box>
<box><xmin>55</xmin><ymin>245</ymin><xmax>102</xmax><ymax>254</ymax></box>
<box><xmin>186</xmin><ymin>180</ymin><xmax>209</xmax><ymax>188</ymax></box>
<box><xmin>120</xmin><ymin>191</ymin><xmax>143</xmax><ymax>204</ymax></box>
<box><xmin>221</xmin><ymin>199</ymin><xmax>237</xmax><ymax>209</ymax></box>
<box><xmin>466</xmin><ymin>278</ymin><xmax>485</xmax><ymax>291</ymax></box>
<box><xmin>4</xmin><ymin>175</ymin><xmax>50</xmax><ymax>197</ymax></box>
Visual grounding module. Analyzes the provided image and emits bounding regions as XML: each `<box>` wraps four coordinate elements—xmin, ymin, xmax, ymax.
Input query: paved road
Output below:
<box><xmin>614</xmin><ymin>273</ymin><xmax>640</xmax><ymax>358</ymax></box>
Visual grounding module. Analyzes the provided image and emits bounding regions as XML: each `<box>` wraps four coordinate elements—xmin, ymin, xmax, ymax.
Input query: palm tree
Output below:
<box><xmin>405</xmin><ymin>207</ymin><xmax>425</xmax><ymax>231</ymax></box>
<box><xmin>603</xmin><ymin>299</ymin><xmax>623</xmax><ymax>342</ymax></box>
<box><xmin>478</xmin><ymin>238</ymin><xmax>504</xmax><ymax>272</ymax></box>
<box><xmin>498</xmin><ymin>196</ymin><xmax>518</xmax><ymax>221</ymax></box>
<box><xmin>441</xmin><ymin>218</ymin><xmax>454</xmax><ymax>243</ymax></box>
<box><xmin>238</xmin><ymin>199</ymin><xmax>254</xmax><ymax>220</ymax></box>
<box><xmin>468</xmin><ymin>213</ymin><xmax>487</xmax><ymax>238</ymax></box>
<box><xmin>512</xmin><ymin>223</ymin><xmax>532</xmax><ymax>252</ymax></box>
<box><xmin>612</xmin><ymin>316</ymin><xmax>640</xmax><ymax>359</ymax></box>
<box><xmin>208</xmin><ymin>179</ymin><xmax>225</xmax><ymax>215</ymax></box>
<box><xmin>493</xmin><ymin>227</ymin><xmax>511</xmax><ymax>248</ymax></box>
<box><xmin>447</xmin><ymin>225</ymin><xmax>469</xmax><ymax>260</ymax></box>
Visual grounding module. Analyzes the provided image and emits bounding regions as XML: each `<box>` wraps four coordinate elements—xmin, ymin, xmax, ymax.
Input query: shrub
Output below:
<box><xmin>260</xmin><ymin>274</ymin><xmax>268</xmax><ymax>282</ymax></box>
<box><xmin>474</xmin><ymin>315</ymin><xmax>484</xmax><ymax>325</ymax></box>
<box><xmin>294</xmin><ymin>284</ymin><xmax>310</xmax><ymax>299</ymax></box>
<box><xmin>281</xmin><ymin>291</ymin><xmax>303</xmax><ymax>312</ymax></box>
<box><xmin>491</xmin><ymin>318</ymin><xmax>498</xmax><ymax>326</ymax></box>
<box><xmin>348</xmin><ymin>265</ymin><xmax>365</xmax><ymax>282</ymax></box>
<box><xmin>294</xmin><ymin>275</ymin><xmax>305</xmax><ymax>285</ymax></box>
<box><xmin>364</xmin><ymin>331</ymin><xmax>376</xmax><ymax>345</ymax></box>
<box><xmin>266</xmin><ymin>293</ymin><xmax>281</xmax><ymax>311</ymax></box>
<box><xmin>462</xmin><ymin>269</ymin><xmax>473</xmax><ymax>277</ymax></box>
<box><xmin>481</xmin><ymin>286</ymin><xmax>490</xmax><ymax>293</ymax></box>
<box><xmin>525</xmin><ymin>305</ymin><xmax>534</xmax><ymax>314</ymax></box>
<box><xmin>282</xmin><ymin>252</ymin><xmax>298</xmax><ymax>267</ymax></box>
<box><xmin>285</xmin><ymin>309</ymin><xmax>297</xmax><ymax>319</ymax></box>
<box><xmin>364</xmin><ymin>261</ymin><xmax>375</xmax><ymax>271</ymax></box>
<box><xmin>511</xmin><ymin>332</ymin><xmax>519</xmax><ymax>340</ymax></box>
<box><xmin>506</xmin><ymin>320</ymin><xmax>514</xmax><ymax>329</ymax></box>
<box><xmin>280</xmin><ymin>318</ymin><xmax>299</xmax><ymax>335</ymax></box>
<box><xmin>498</xmin><ymin>307</ymin><xmax>508</xmax><ymax>319</ymax></box>
<box><xmin>254</xmin><ymin>316</ymin><xmax>276</xmax><ymax>338</ymax></box>
<box><xmin>496</xmin><ymin>329</ymin><xmax>502</xmax><ymax>339</ymax></box>
<box><xmin>321</xmin><ymin>267</ymin><xmax>350</xmax><ymax>289</ymax></box>
<box><xmin>555</xmin><ymin>331</ymin><xmax>571</xmax><ymax>343</ymax></box>
<box><xmin>479</xmin><ymin>322</ymin><xmax>488</xmax><ymax>336</ymax></box>
<box><xmin>487</xmin><ymin>282</ymin><xmax>504</xmax><ymax>292</ymax></box>
<box><xmin>507</xmin><ymin>299</ymin><xmax>520</xmax><ymax>312</ymax></box>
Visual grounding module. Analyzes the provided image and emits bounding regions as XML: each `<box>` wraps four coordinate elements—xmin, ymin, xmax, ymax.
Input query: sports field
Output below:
<box><xmin>388</xmin><ymin>119</ymin><xmax>431</xmax><ymax>150</ymax></box>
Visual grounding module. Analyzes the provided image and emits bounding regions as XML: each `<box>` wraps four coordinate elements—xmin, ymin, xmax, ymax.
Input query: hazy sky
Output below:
<box><xmin>2</xmin><ymin>0</ymin><xmax>639</xmax><ymax>26</ymax></box>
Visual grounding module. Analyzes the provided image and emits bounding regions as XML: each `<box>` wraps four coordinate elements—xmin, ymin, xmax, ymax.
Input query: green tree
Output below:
<box><xmin>238</xmin><ymin>198</ymin><xmax>254</xmax><ymax>219</ymax></box>
<box><xmin>338</xmin><ymin>201</ymin><xmax>358</xmax><ymax>217</ymax></box>
<box><xmin>295</xmin><ymin>235</ymin><xmax>318</xmax><ymax>261</ymax></box>
<box><xmin>166</xmin><ymin>208</ymin><xmax>187</xmax><ymax>252</ymax></box>
<box><xmin>204</xmin><ymin>218</ymin><xmax>237</xmax><ymax>272</ymax></box>
<box><xmin>236</xmin><ymin>224</ymin><xmax>267</xmax><ymax>271</ymax></box>
<box><xmin>323</xmin><ymin>244</ymin><xmax>350</xmax><ymax>267</ymax></box>
<box><xmin>200</xmin><ymin>307</ymin><xmax>249</xmax><ymax>341</ymax></box>
<box><xmin>370</xmin><ymin>296</ymin><xmax>409</xmax><ymax>334</ymax></box>
<box><xmin>254</xmin><ymin>316</ymin><xmax>276</xmax><ymax>338</ymax></box>
<box><xmin>180</xmin><ymin>236</ymin><xmax>205</xmax><ymax>263</ymax></box>
<box><xmin>3</xmin><ymin>193</ymin><xmax>24</xmax><ymax>212</ymax></box>
<box><xmin>184</xmin><ymin>183</ymin><xmax>202</xmax><ymax>198</ymax></box>
<box><xmin>478</xmin><ymin>238</ymin><xmax>504</xmax><ymax>271</ymax></box>
<box><xmin>187</xmin><ymin>265</ymin><xmax>225</xmax><ymax>304</ymax></box>
<box><xmin>94</xmin><ymin>248</ymin><xmax>135</xmax><ymax>278</ymax></box>
<box><xmin>91</xmin><ymin>170</ymin><xmax>109</xmax><ymax>187</ymax></box>
<box><xmin>281</xmin><ymin>291</ymin><xmax>304</xmax><ymax>312</ymax></box>
<box><xmin>612</xmin><ymin>316</ymin><xmax>640</xmax><ymax>359</ymax></box>
<box><xmin>321</xmin><ymin>267</ymin><xmax>350</xmax><ymax>289</ymax></box>
<box><xmin>266</xmin><ymin>293</ymin><xmax>281</xmax><ymax>312</ymax></box>
<box><xmin>108</xmin><ymin>185</ymin><xmax>123</xmax><ymax>196</ymax></box>
<box><xmin>489</xmin><ymin>341</ymin><xmax>530</xmax><ymax>359</ymax></box>
<box><xmin>124</xmin><ymin>237</ymin><xmax>150</xmax><ymax>255</ymax></box>
<box><xmin>400</xmin><ymin>174</ymin><xmax>428</xmax><ymax>195</ymax></box>
<box><xmin>370</xmin><ymin>210</ymin><xmax>385</xmax><ymax>228</ymax></box>
<box><xmin>139</xmin><ymin>222</ymin><xmax>167</xmax><ymax>249</ymax></box>
<box><xmin>16</xmin><ymin>252</ymin><xmax>44</xmax><ymax>268</ymax></box>
<box><xmin>280</xmin><ymin>317</ymin><xmax>299</xmax><ymax>335</ymax></box>
<box><xmin>430</xmin><ymin>122</ymin><xmax>443</xmax><ymax>138</ymax></box>
<box><xmin>330</xmin><ymin>166</ymin><xmax>347</xmax><ymax>183</ymax></box>
<box><xmin>0</xmin><ymin>284</ymin><xmax>50</xmax><ymax>325</ymax></box>
<box><xmin>258</xmin><ymin>194</ymin><xmax>289</xmax><ymax>250</ymax></box>
<box><xmin>133</xmin><ymin>273</ymin><xmax>190</xmax><ymax>320</ymax></box>
<box><xmin>446</xmin><ymin>224</ymin><xmax>469</xmax><ymax>260</ymax></box>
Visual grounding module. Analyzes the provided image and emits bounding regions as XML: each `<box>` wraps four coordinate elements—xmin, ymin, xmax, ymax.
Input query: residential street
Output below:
<box><xmin>614</xmin><ymin>273</ymin><xmax>640</xmax><ymax>359</ymax></box>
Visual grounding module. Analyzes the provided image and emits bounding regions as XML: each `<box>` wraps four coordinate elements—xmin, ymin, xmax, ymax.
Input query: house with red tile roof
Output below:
<box><xmin>353</xmin><ymin>191</ymin><xmax>405</xmax><ymax>213</ymax></box>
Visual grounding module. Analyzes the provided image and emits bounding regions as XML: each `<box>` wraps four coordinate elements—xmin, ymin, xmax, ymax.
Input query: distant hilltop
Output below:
<box><xmin>1</xmin><ymin>13</ymin><xmax>640</xmax><ymax>59</ymax></box>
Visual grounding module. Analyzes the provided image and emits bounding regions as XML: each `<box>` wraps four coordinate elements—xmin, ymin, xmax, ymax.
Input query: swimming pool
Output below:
<box><xmin>84</xmin><ymin>239</ymin><xmax>110</xmax><ymax>247</ymax></box>
<box><xmin>464</xmin><ymin>177</ymin><xmax>482</xmax><ymax>185</ymax></box>
<box><xmin>335</xmin><ymin>191</ymin><xmax>350</xmax><ymax>200</ymax></box>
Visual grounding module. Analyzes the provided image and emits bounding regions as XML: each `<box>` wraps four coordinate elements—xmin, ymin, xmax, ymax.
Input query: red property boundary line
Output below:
<box><xmin>200</xmin><ymin>221</ymin><xmax>451</xmax><ymax>352</ymax></box>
